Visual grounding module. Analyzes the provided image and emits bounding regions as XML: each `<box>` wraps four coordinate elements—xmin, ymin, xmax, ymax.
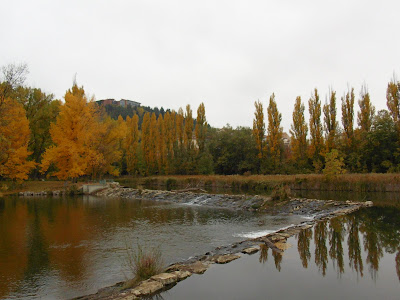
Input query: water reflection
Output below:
<box><xmin>264</xmin><ymin>207</ymin><xmax>400</xmax><ymax>282</ymax></box>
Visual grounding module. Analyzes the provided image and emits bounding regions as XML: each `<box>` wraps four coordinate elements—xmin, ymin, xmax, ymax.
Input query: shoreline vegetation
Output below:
<box><xmin>119</xmin><ymin>173</ymin><xmax>400</xmax><ymax>193</ymax></box>
<box><xmin>4</xmin><ymin>173</ymin><xmax>400</xmax><ymax>197</ymax></box>
<box><xmin>2</xmin><ymin>63</ymin><xmax>400</xmax><ymax>187</ymax></box>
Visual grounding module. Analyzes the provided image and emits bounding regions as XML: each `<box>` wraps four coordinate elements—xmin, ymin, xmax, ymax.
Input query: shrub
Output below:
<box><xmin>124</xmin><ymin>243</ymin><xmax>164</xmax><ymax>286</ymax></box>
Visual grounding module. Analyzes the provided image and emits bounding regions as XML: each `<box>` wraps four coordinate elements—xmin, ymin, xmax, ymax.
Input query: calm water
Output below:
<box><xmin>0</xmin><ymin>195</ymin><xmax>307</xmax><ymax>300</ymax></box>
<box><xmin>160</xmin><ymin>206</ymin><xmax>400</xmax><ymax>300</ymax></box>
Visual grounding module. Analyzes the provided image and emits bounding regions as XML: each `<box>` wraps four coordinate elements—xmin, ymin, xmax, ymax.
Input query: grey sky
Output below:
<box><xmin>1</xmin><ymin>0</ymin><xmax>400</xmax><ymax>131</ymax></box>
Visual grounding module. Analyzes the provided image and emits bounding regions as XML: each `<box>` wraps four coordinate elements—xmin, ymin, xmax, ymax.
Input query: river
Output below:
<box><xmin>0</xmin><ymin>192</ymin><xmax>399</xmax><ymax>299</ymax></box>
<box><xmin>0</xmin><ymin>195</ymin><xmax>307</xmax><ymax>299</ymax></box>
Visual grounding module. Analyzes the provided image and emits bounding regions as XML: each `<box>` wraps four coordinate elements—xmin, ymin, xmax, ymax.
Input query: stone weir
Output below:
<box><xmin>94</xmin><ymin>183</ymin><xmax>372</xmax><ymax>216</ymax></box>
<box><xmin>81</xmin><ymin>183</ymin><xmax>373</xmax><ymax>300</ymax></box>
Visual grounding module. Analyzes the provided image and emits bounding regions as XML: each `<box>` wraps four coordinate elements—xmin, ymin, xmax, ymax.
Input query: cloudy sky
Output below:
<box><xmin>1</xmin><ymin>0</ymin><xmax>400</xmax><ymax>131</ymax></box>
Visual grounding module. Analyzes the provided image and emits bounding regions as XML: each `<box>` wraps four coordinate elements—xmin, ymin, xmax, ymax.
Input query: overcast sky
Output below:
<box><xmin>1</xmin><ymin>0</ymin><xmax>400</xmax><ymax>131</ymax></box>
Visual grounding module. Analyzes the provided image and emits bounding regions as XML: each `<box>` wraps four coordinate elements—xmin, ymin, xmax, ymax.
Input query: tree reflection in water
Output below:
<box><xmin>273</xmin><ymin>207</ymin><xmax>400</xmax><ymax>282</ymax></box>
<box><xmin>259</xmin><ymin>244</ymin><xmax>268</xmax><ymax>264</ymax></box>
<box><xmin>297</xmin><ymin>228</ymin><xmax>312</xmax><ymax>268</ymax></box>
<box><xmin>314</xmin><ymin>221</ymin><xmax>328</xmax><ymax>276</ymax></box>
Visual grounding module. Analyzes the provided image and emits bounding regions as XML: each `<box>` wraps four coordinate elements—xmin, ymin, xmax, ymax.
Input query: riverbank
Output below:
<box><xmin>0</xmin><ymin>180</ymin><xmax>84</xmax><ymax>196</ymax></box>
<box><xmin>117</xmin><ymin>174</ymin><xmax>400</xmax><ymax>193</ymax></box>
<box><xmin>76</xmin><ymin>185</ymin><xmax>373</xmax><ymax>300</ymax></box>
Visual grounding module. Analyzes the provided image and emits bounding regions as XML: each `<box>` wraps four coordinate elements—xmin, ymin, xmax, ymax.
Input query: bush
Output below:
<box><xmin>124</xmin><ymin>243</ymin><xmax>164</xmax><ymax>285</ymax></box>
<box><xmin>271</xmin><ymin>184</ymin><xmax>291</xmax><ymax>201</ymax></box>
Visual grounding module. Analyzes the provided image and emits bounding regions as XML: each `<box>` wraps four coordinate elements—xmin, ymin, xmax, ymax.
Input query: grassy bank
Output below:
<box><xmin>117</xmin><ymin>174</ymin><xmax>400</xmax><ymax>193</ymax></box>
<box><xmin>0</xmin><ymin>180</ymin><xmax>85</xmax><ymax>196</ymax></box>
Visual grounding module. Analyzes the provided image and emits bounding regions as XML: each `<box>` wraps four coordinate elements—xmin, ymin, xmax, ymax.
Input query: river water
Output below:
<box><xmin>160</xmin><ymin>206</ymin><xmax>400</xmax><ymax>300</ymax></box>
<box><xmin>0</xmin><ymin>195</ymin><xmax>308</xmax><ymax>299</ymax></box>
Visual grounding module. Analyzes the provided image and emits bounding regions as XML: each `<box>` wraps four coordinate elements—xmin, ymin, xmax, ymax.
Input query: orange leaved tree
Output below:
<box><xmin>40</xmin><ymin>84</ymin><xmax>101</xmax><ymax>180</ymax></box>
<box><xmin>0</xmin><ymin>97</ymin><xmax>36</xmax><ymax>181</ymax></box>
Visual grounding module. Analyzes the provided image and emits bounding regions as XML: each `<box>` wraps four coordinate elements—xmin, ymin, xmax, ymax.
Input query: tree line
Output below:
<box><xmin>1</xmin><ymin>63</ymin><xmax>400</xmax><ymax>181</ymax></box>
<box><xmin>252</xmin><ymin>82</ymin><xmax>400</xmax><ymax>175</ymax></box>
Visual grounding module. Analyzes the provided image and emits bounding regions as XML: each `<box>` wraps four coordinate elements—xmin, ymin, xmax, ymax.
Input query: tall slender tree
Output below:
<box><xmin>341</xmin><ymin>87</ymin><xmax>355</xmax><ymax>149</ymax></box>
<box><xmin>125</xmin><ymin>114</ymin><xmax>139</xmax><ymax>174</ymax></box>
<box><xmin>290</xmin><ymin>96</ymin><xmax>308</xmax><ymax>168</ymax></box>
<box><xmin>195</xmin><ymin>102</ymin><xmax>207</xmax><ymax>152</ymax></box>
<box><xmin>358</xmin><ymin>85</ymin><xmax>375</xmax><ymax>133</ymax></box>
<box><xmin>308</xmin><ymin>88</ymin><xmax>324</xmax><ymax>171</ymax></box>
<box><xmin>252</xmin><ymin>100</ymin><xmax>265</xmax><ymax>160</ymax></box>
<box><xmin>323</xmin><ymin>89</ymin><xmax>338</xmax><ymax>152</ymax></box>
<box><xmin>386</xmin><ymin>77</ymin><xmax>400</xmax><ymax>133</ymax></box>
<box><xmin>266</xmin><ymin>93</ymin><xmax>283</xmax><ymax>172</ymax></box>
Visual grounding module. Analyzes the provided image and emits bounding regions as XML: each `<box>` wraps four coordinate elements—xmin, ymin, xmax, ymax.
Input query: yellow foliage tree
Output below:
<box><xmin>176</xmin><ymin>108</ymin><xmax>184</xmax><ymax>150</ymax></box>
<box><xmin>290</xmin><ymin>96</ymin><xmax>308</xmax><ymax>167</ymax></box>
<box><xmin>195</xmin><ymin>102</ymin><xmax>207</xmax><ymax>152</ymax></box>
<box><xmin>341</xmin><ymin>87</ymin><xmax>355</xmax><ymax>150</ymax></box>
<box><xmin>141</xmin><ymin>112</ymin><xmax>151</xmax><ymax>175</ymax></box>
<box><xmin>0</xmin><ymin>97</ymin><xmax>36</xmax><ymax>180</ymax></box>
<box><xmin>184</xmin><ymin>104</ymin><xmax>194</xmax><ymax>152</ymax></box>
<box><xmin>88</xmin><ymin>116</ymin><xmax>123</xmax><ymax>178</ymax></box>
<box><xmin>266</xmin><ymin>93</ymin><xmax>283</xmax><ymax>172</ymax></box>
<box><xmin>125</xmin><ymin>114</ymin><xmax>139</xmax><ymax>174</ymax></box>
<box><xmin>40</xmin><ymin>84</ymin><xmax>103</xmax><ymax>180</ymax></box>
<box><xmin>252</xmin><ymin>100</ymin><xmax>265</xmax><ymax>159</ymax></box>
<box><xmin>323</xmin><ymin>89</ymin><xmax>338</xmax><ymax>152</ymax></box>
<box><xmin>308</xmin><ymin>88</ymin><xmax>324</xmax><ymax>172</ymax></box>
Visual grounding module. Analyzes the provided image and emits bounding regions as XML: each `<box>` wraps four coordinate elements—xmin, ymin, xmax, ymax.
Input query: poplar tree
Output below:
<box><xmin>195</xmin><ymin>102</ymin><xmax>207</xmax><ymax>152</ymax></box>
<box><xmin>156</xmin><ymin>114</ymin><xmax>166</xmax><ymax>173</ymax></box>
<box><xmin>266</xmin><ymin>93</ymin><xmax>283</xmax><ymax>172</ymax></box>
<box><xmin>341</xmin><ymin>87</ymin><xmax>355</xmax><ymax>149</ymax></box>
<box><xmin>290</xmin><ymin>96</ymin><xmax>308</xmax><ymax>168</ymax></box>
<box><xmin>184</xmin><ymin>104</ymin><xmax>194</xmax><ymax>152</ymax></box>
<box><xmin>308</xmin><ymin>88</ymin><xmax>324</xmax><ymax>171</ymax></box>
<box><xmin>386</xmin><ymin>77</ymin><xmax>400</xmax><ymax>133</ymax></box>
<box><xmin>252</xmin><ymin>100</ymin><xmax>265</xmax><ymax>160</ymax></box>
<box><xmin>141</xmin><ymin>112</ymin><xmax>151</xmax><ymax>175</ymax></box>
<box><xmin>323</xmin><ymin>89</ymin><xmax>338</xmax><ymax>152</ymax></box>
<box><xmin>358</xmin><ymin>85</ymin><xmax>375</xmax><ymax>133</ymax></box>
<box><xmin>125</xmin><ymin>114</ymin><xmax>139</xmax><ymax>174</ymax></box>
<box><xmin>149</xmin><ymin>113</ymin><xmax>158</xmax><ymax>173</ymax></box>
<box><xmin>176</xmin><ymin>108</ymin><xmax>184</xmax><ymax>150</ymax></box>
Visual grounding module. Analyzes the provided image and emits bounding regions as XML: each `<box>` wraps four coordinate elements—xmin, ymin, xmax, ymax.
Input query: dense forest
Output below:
<box><xmin>1</xmin><ymin>63</ymin><xmax>400</xmax><ymax>181</ymax></box>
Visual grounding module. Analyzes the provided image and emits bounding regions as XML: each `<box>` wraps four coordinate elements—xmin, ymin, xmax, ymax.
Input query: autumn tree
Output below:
<box><xmin>341</xmin><ymin>87</ymin><xmax>355</xmax><ymax>150</ymax></box>
<box><xmin>163</xmin><ymin>111</ymin><xmax>175</xmax><ymax>174</ymax></box>
<box><xmin>183</xmin><ymin>104</ymin><xmax>194</xmax><ymax>152</ymax></box>
<box><xmin>176</xmin><ymin>108</ymin><xmax>184</xmax><ymax>151</ymax></box>
<box><xmin>386</xmin><ymin>77</ymin><xmax>400</xmax><ymax>134</ymax></box>
<box><xmin>148</xmin><ymin>113</ymin><xmax>158</xmax><ymax>174</ymax></box>
<box><xmin>88</xmin><ymin>116</ymin><xmax>123</xmax><ymax>178</ymax></box>
<box><xmin>0</xmin><ymin>63</ymin><xmax>29</xmax><ymax>106</ymax></box>
<box><xmin>125</xmin><ymin>115</ymin><xmax>139</xmax><ymax>174</ymax></box>
<box><xmin>323</xmin><ymin>89</ymin><xmax>338</xmax><ymax>152</ymax></box>
<box><xmin>141</xmin><ymin>112</ymin><xmax>151</xmax><ymax>175</ymax></box>
<box><xmin>290</xmin><ymin>96</ymin><xmax>308</xmax><ymax>169</ymax></box>
<box><xmin>266</xmin><ymin>93</ymin><xmax>283</xmax><ymax>173</ymax></box>
<box><xmin>308</xmin><ymin>88</ymin><xmax>324</xmax><ymax>172</ymax></box>
<box><xmin>195</xmin><ymin>102</ymin><xmax>207</xmax><ymax>152</ymax></box>
<box><xmin>0</xmin><ymin>97</ymin><xmax>36</xmax><ymax>181</ymax></box>
<box><xmin>40</xmin><ymin>84</ymin><xmax>103</xmax><ymax>180</ymax></box>
<box><xmin>358</xmin><ymin>85</ymin><xmax>375</xmax><ymax>133</ymax></box>
<box><xmin>252</xmin><ymin>100</ymin><xmax>265</xmax><ymax>160</ymax></box>
<box><xmin>156</xmin><ymin>114</ymin><xmax>167</xmax><ymax>173</ymax></box>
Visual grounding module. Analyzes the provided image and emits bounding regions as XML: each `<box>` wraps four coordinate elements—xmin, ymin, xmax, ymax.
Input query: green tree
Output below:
<box><xmin>323</xmin><ymin>149</ymin><xmax>345</xmax><ymax>178</ymax></box>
